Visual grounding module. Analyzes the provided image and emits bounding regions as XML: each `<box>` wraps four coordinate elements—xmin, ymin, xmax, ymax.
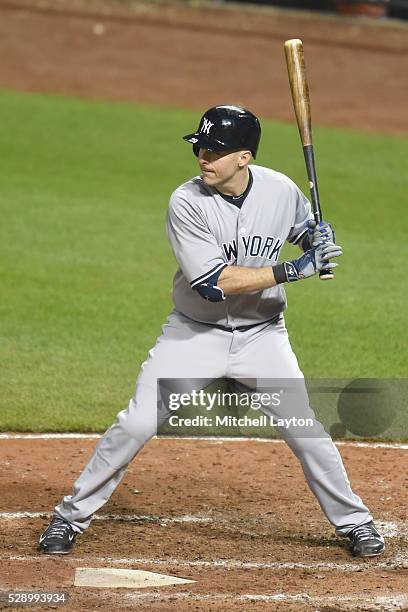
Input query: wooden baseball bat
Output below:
<box><xmin>284</xmin><ymin>38</ymin><xmax>333</xmax><ymax>281</ymax></box>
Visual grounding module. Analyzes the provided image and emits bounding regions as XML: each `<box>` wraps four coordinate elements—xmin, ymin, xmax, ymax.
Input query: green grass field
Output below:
<box><xmin>1</xmin><ymin>90</ymin><xmax>407</xmax><ymax>431</ymax></box>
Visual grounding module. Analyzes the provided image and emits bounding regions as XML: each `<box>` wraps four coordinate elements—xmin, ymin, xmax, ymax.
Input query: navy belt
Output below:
<box><xmin>209</xmin><ymin>314</ymin><xmax>282</xmax><ymax>333</ymax></box>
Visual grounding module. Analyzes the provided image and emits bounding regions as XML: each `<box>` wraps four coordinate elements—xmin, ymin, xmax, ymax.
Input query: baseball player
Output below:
<box><xmin>39</xmin><ymin>105</ymin><xmax>384</xmax><ymax>558</ymax></box>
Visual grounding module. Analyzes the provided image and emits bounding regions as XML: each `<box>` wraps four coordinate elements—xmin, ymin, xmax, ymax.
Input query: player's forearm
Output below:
<box><xmin>217</xmin><ymin>238</ymin><xmax>342</xmax><ymax>295</ymax></box>
<box><xmin>217</xmin><ymin>266</ymin><xmax>278</xmax><ymax>295</ymax></box>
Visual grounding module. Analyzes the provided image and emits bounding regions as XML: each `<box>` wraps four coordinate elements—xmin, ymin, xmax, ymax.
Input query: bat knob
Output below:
<box><xmin>284</xmin><ymin>38</ymin><xmax>303</xmax><ymax>50</ymax></box>
<box><xmin>319</xmin><ymin>270</ymin><xmax>334</xmax><ymax>281</ymax></box>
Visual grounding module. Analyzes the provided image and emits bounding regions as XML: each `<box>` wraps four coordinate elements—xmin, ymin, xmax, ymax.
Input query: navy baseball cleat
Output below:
<box><xmin>39</xmin><ymin>517</ymin><xmax>77</xmax><ymax>554</ymax></box>
<box><xmin>348</xmin><ymin>521</ymin><xmax>385</xmax><ymax>557</ymax></box>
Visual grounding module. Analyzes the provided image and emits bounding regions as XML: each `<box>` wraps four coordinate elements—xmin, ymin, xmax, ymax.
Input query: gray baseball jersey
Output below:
<box><xmin>167</xmin><ymin>164</ymin><xmax>313</xmax><ymax>327</ymax></box>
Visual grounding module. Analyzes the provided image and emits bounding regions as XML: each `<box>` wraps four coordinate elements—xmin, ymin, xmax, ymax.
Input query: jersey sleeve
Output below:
<box><xmin>286</xmin><ymin>183</ymin><xmax>314</xmax><ymax>245</ymax></box>
<box><xmin>166</xmin><ymin>191</ymin><xmax>227</xmax><ymax>287</ymax></box>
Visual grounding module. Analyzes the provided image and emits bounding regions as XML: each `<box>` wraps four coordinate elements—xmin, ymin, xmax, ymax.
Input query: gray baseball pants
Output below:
<box><xmin>55</xmin><ymin>310</ymin><xmax>372</xmax><ymax>535</ymax></box>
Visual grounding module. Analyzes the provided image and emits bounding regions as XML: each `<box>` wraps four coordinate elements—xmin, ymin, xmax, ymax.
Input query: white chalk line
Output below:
<box><xmin>2</xmin><ymin>512</ymin><xmax>407</xmax><ymax>537</ymax></box>
<box><xmin>0</xmin><ymin>585</ymin><xmax>406</xmax><ymax>612</ymax></box>
<box><xmin>2</xmin><ymin>512</ymin><xmax>406</xmax><ymax>539</ymax></box>
<box><xmin>0</xmin><ymin>581</ymin><xmax>406</xmax><ymax>610</ymax></box>
<box><xmin>2</xmin><ymin>553</ymin><xmax>408</xmax><ymax>571</ymax></box>
<box><xmin>0</xmin><ymin>432</ymin><xmax>407</xmax><ymax>449</ymax></box>
<box><xmin>0</xmin><ymin>511</ymin><xmax>211</xmax><ymax>525</ymax></box>
<box><xmin>376</xmin><ymin>520</ymin><xmax>408</xmax><ymax>538</ymax></box>
<box><xmin>336</xmin><ymin>441</ymin><xmax>408</xmax><ymax>450</ymax></box>
<box><xmin>124</xmin><ymin>590</ymin><xmax>408</xmax><ymax>611</ymax></box>
<box><xmin>127</xmin><ymin>591</ymin><xmax>312</xmax><ymax>603</ymax></box>
<box><xmin>0</xmin><ymin>433</ymin><xmax>101</xmax><ymax>440</ymax></box>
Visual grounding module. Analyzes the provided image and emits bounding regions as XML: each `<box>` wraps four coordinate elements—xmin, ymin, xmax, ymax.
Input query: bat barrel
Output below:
<box><xmin>284</xmin><ymin>39</ymin><xmax>312</xmax><ymax>148</ymax></box>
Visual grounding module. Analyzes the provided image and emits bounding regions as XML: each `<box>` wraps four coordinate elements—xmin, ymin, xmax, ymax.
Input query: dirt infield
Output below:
<box><xmin>0</xmin><ymin>0</ymin><xmax>407</xmax><ymax>135</ymax></box>
<box><xmin>1</xmin><ymin>436</ymin><xmax>408</xmax><ymax>610</ymax></box>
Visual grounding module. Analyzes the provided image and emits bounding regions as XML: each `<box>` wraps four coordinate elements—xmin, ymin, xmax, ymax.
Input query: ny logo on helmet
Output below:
<box><xmin>200</xmin><ymin>118</ymin><xmax>214</xmax><ymax>135</ymax></box>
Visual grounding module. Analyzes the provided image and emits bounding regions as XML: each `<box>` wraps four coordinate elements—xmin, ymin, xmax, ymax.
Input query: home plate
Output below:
<box><xmin>74</xmin><ymin>567</ymin><xmax>196</xmax><ymax>589</ymax></box>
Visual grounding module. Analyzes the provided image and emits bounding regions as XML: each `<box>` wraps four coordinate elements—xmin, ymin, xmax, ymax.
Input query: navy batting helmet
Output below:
<box><xmin>183</xmin><ymin>105</ymin><xmax>261</xmax><ymax>159</ymax></box>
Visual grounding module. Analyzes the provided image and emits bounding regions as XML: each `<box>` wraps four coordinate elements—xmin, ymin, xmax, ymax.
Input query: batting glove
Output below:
<box><xmin>273</xmin><ymin>241</ymin><xmax>342</xmax><ymax>283</ymax></box>
<box><xmin>307</xmin><ymin>219</ymin><xmax>336</xmax><ymax>246</ymax></box>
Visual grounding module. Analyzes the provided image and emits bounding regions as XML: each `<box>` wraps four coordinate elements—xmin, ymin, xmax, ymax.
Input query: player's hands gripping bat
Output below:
<box><xmin>307</xmin><ymin>219</ymin><xmax>335</xmax><ymax>246</ymax></box>
<box><xmin>282</xmin><ymin>241</ymin><xmax>342</xmax><ymax>282</ymax></box>
<box><xmin>284</xmin><ymin>38</ymin><xmax>334</xmax><ymax>280</ymax></box>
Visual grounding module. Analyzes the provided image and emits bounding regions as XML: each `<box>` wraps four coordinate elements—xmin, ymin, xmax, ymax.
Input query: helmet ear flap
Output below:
<box><xmin>193</xmin><ymin>143</ymin><xmax>200</xmax><ymax>157</ymax></box>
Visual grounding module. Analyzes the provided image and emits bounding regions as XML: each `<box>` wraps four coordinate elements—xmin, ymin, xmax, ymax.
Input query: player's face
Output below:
<box><xmin>198</xmin><ymin>148</ymin><xmax>251</xmax><ymax>194</ymax></box>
